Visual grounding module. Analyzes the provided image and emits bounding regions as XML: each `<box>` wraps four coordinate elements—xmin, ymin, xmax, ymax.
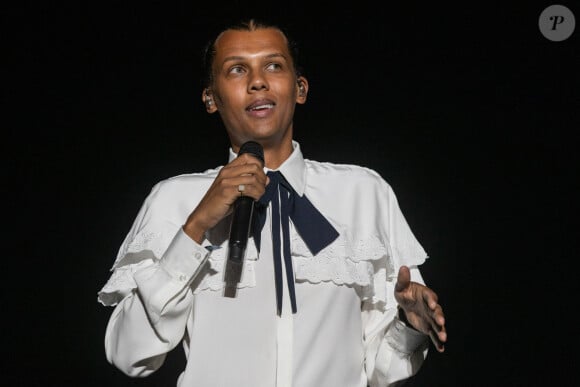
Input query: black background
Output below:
<box><xmin>5</xmin><ymin>1</ymin><xmax>579</xmax><ymax>386</ymax></box>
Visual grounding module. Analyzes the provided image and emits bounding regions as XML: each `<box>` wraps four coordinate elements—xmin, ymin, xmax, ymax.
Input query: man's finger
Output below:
<box><xmin>395</xmin><ymin>265</ymin><xmax>410</xmax><ymax>292</ymax></box>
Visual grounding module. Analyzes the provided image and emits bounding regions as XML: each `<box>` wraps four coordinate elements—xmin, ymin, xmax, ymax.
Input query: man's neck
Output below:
<box><xmin>263</xmin><ymin>142</ymin><xmax>294</xmax><ymax>169</ymax></box>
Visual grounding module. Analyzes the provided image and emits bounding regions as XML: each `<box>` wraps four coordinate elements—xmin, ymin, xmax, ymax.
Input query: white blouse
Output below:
<box><xmin>98</xmin><ymin>141</ymin><xmax>430</xmax><ymax>387</ymax></box>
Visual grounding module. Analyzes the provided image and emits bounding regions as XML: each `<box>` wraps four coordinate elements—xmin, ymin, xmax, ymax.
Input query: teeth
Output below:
<box><xmin>251</xmin><ymin>104</ymin><xmax>273</xmax><ymax>110</ymax></box>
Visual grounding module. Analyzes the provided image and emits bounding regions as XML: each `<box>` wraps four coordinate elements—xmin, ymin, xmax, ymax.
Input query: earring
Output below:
<box><xmin>204</xmin><ymin>88</ymin><xmax>213</xmax><ymax>106</ymax></box>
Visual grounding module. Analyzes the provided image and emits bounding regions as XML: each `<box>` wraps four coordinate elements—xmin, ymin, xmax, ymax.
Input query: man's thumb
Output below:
<box><xmin>395</xmin><ymin>265</ymin><xmax>410</xmax><ymax>292</ymax></box>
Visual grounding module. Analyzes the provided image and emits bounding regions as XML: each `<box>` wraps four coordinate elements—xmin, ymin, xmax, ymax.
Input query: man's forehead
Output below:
<box><xmin>214</xmin><ymin>28</ymin><xmax>289</xmax><ymax>58</ymax></box>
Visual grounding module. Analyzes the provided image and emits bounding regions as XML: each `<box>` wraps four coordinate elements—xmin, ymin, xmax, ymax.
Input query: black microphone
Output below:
<box><xmin>224</xmin><ymin>140</ymin><xmax>264</xmax><ymax>297</ymax></box>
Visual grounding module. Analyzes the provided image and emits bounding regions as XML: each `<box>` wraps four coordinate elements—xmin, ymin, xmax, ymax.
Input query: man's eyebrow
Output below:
<box><xmin>221</xmin><ymin>53</ymin><xmax>288</xmax><ymax>64</ymax></box>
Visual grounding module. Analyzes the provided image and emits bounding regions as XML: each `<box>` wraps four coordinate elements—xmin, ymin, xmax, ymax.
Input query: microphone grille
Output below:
<box><xmin>238</xmin><ymin>141</ymin><xmax>264</xmax><ymax>164</ymax></box>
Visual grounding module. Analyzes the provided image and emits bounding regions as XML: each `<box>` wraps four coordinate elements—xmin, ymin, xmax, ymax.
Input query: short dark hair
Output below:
<box><xmin>201</xmin><ymin>18</ymin><xmax>302</xmax><ymax>88</ymax></box>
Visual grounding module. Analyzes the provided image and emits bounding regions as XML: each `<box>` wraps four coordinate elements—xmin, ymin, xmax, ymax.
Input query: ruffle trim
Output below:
<box><xmin>98</xmin><ymin>228</ymin><xmax>170</xmax><ymax>306</ymax></box>
<box><xmin>98</xmin><ymin>259</ymin><xmax>154</xmax><ymax>306</ymax></box>
<box><xmin>98</xmin><ymin>226</ymin><xmax>427</xmax><ymax>308</ymax></box>
<box><xmin>291</xmin><ymin>228</ymin><xmax>392</xmax><ymax>307</ymax></box>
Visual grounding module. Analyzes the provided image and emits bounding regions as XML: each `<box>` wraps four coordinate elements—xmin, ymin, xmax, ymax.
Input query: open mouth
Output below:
<box><xmin>247</xmin><ymin>99</ymin><xmax>275</xmax><ymax>111</ymax></box>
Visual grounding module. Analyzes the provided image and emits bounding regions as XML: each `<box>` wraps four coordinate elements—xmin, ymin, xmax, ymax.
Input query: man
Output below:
<box><xmin>98</xmin><ymin>18</ymin><xmax>446</xmax><ymax>387</ymax></box>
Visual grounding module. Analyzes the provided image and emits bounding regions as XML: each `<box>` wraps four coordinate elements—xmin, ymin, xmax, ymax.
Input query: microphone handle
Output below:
<box><xmin>224</xmin><ymin>140</ymin><xmax>263</xmax><ymax>297</ymax></box>
<box><xmin>228</xmin><ymin>195</ymin><xmax>255</xmax><ymax>263</ymax></box>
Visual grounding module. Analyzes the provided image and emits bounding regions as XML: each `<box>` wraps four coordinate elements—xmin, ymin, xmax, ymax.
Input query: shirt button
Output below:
<box><xmin>194</xmin><ymin>252</ymin><xmax>201</xmax><ymax>260</ymax></box>
<box><xmin>179</xmin><ymin>275</ymin><xmax>187</xmax><ymax>282</ymax></box>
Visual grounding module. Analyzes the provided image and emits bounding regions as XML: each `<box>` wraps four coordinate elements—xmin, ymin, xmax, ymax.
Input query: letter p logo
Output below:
<box><xmin>539</xmin><ymin>5</ymin><xmax>576</xmax><ymax>41</ymax></box>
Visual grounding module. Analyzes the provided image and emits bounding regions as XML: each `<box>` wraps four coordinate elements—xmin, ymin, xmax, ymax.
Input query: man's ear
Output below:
<box><xmin>296</xmin><ymin>77</ymin><xmax>308</xmax><ymax>104</ymax></box>
<box><xmin>202</xmin><ymin>88</ymin><xmax>217</xmax><ymax>113</ymax></box>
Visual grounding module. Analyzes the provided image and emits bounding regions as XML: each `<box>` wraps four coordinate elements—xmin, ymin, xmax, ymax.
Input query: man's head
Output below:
<box><xmin>200</xmin><ymin>19</ymin><xmax>308</xmax><ymax>162</ymax></box>
<box><xmin>201</xmin><ymin>19</ymin><xmax>303</xmax><ymax>90</ymax></box>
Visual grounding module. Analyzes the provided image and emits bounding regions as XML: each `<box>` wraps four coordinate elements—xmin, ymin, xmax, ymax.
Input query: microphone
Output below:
<box><xmin>224</xmin><ymin>140</ymin><xmax>264</xmax><ymax>297</ymax></box>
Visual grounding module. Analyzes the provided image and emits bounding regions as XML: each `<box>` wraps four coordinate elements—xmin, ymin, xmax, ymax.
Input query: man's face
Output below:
<box><xmin>205</xmin><ymin>28</ymin><xmax>307</xmax><ymax>151</ymax></box>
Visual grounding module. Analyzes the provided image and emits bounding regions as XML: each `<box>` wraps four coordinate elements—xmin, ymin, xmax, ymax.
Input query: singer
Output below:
<box><xmin>98</xmin><ymin>18</ymin><xmax>447</xmax><ymax>387</ymax></box>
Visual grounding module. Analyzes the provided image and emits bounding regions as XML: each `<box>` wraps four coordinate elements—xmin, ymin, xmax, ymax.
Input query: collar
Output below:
<box><xmin>228</xmin><ymin>140</ymin><xmax>307</xmax><ymax>196</ymax></box>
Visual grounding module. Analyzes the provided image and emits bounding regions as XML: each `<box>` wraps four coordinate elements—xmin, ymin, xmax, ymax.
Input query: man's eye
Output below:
<box><xmin>266</xmin><ymin>63</ymin><xmax>282</xmax><ymax>71</ymax></box>
<box><xmin>229</xmin><ymin>66</ymin><xmax>245</xmax><ymax>74</ymax></box>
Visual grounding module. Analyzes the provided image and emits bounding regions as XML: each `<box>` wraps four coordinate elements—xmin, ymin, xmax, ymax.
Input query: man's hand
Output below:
<box><xmin>183</xmin><ymin>153</ymin><xmax>268</xmax><ymax>243</ymax></box>
<box><xmin>394</xmin><ymin>265</ymin><xmax>447</xmax><ymax>352</ymax></box>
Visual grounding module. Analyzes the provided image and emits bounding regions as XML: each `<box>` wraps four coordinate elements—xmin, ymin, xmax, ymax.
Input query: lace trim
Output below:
<box><xmin>98</xmin><ymin>259</ymin><xmax>154</xmax><ymax>306</ymax></box>
<box><xmin>99</xmin><ymin>229</ymin><xmax>170</xmax><ymax>306</ymax></box>
<box><xmin>99</xmin><ymin>228</ymin><xmax>419</xmax><ymax>308</ymax></box>
<box><xmin>291</xmin><ymin>229</ymin><xmax>393</xmax><ymax>306</ymax></box>
<box><xmin>193</xmin><ymin>241</ymin><xmax>259</xmax><ymax>293</ymax></box>
<box><xmin>112</xmin><ymin>231</ymin><xmax>166</xmax><ymax>269</ymax></box>
<box><xmin>192</xmin><ymin>230</ymin><xmax>397</xmax><ymax>309</ymax></box>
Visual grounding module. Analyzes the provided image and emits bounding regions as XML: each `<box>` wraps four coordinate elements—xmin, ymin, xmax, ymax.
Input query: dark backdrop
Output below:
<box><xmin>5</xmin><ymin>1</ymin><xmax>578</xmax><ymax>386</ymax></box>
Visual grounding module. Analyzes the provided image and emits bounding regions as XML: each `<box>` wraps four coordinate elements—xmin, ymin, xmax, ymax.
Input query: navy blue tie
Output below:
<box><xmin>253</xmin><ymin>171</ymin><xmax>339</xmax><ymax>315</ymax></box>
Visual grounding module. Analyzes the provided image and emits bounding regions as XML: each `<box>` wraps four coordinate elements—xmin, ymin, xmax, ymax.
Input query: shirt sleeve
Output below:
<box><xmin>104</xmin><ymin>229</ymin><xmax>210</xmax><ymax>377</ymax></box>
<box><xmin>363</xmin><ymin>266</ymin><xmax>430</xmax><ymax>387</ymax></box>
